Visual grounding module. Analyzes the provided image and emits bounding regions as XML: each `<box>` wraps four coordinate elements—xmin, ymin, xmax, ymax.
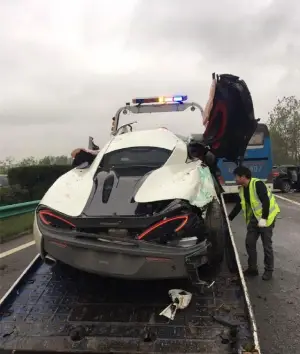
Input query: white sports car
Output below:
<box><xmin>33</xmin><ymin>73</ymin><xmax>258</xmax><ymax>282</ymax></box>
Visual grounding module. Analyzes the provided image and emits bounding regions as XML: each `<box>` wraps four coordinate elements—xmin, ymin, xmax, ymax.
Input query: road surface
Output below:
<box><xmin>0</xmin><ymin>234</ymin><xmax>36</xmax><ymax>298</ymax></box>
<box><xmin>226</xmin><ymin>196</ymin><xmax>300</xmax><ymax>354</ymax></box>
<box><xmin>1</xmin><ymin>197</ymin><xmax>300</xmax><ymax>354</ymax></box>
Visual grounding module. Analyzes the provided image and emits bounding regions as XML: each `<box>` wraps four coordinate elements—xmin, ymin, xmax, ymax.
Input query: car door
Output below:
<box><xmin>202</xmin><ymin>73</ymin><xmax>259</xmax><ymax>162</ymax></box>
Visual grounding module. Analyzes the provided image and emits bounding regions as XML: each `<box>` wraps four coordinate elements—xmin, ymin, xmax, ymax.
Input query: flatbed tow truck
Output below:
<box><xmin>0</xmin><ymin>95</ymin><xmax>261</xmax><ymax>354</ymax></box>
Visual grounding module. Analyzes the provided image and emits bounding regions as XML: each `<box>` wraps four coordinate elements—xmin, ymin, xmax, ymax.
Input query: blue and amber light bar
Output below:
<box><xmin>132</xmin><ymin>95</ymin><xmax>188</xmax><ymax>104</ymax></box>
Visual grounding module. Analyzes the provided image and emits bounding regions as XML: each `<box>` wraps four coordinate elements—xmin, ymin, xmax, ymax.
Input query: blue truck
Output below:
<box><xmin>218</xmin><ymin>123</ymin><xmax>273</xmax><ymax>194</ymax></box>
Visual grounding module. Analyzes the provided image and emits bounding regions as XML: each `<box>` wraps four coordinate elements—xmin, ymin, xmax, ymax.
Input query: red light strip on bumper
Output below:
<box><xmin>138</xmin><ymin>215</ymin><xmax>188</xmax><ymax>240</ymax></box>
<box><xmin>39</xmin><ymin>210</ymin><xmax>76</xmax><ymax>228</ymax></box>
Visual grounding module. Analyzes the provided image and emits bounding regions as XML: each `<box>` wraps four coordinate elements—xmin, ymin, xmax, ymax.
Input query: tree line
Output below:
<box><xmin>0</xmin><ymin>156</ymin><xmax>73</xmax><ymax>206</ymax></box>
<box><xmin>0</xmin><ymin>155</ymin><xmax>72</xmax><ymax>174</ymax></box>
<box><xmin>268</xmin><ymin>95</ymin><xmax>300</xmax><ymax>165</ymax></box>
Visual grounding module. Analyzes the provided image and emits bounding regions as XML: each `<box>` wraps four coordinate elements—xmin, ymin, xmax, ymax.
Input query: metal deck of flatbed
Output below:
<box><xmin>0</xmin><ymin>196</ymin><xmax>259</xmax><ymax>353</ymax></box>
<box><xmin>0</xmin><ymin>253</ymin><xmax>256</xmax><ymax>353</ymax></box>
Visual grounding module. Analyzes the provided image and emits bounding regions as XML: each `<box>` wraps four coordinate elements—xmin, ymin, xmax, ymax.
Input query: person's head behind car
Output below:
<box><xmin>233</xmin><ymin>165</ymin><xmax>252</xmax><ymax>187</ymax></box>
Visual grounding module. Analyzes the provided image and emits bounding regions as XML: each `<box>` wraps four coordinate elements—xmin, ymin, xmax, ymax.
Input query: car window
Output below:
<box><xmin>248</xmin><ymin>131</ymin><xmax>264</xmax><ymax>146</ymax></box>
<box><xmin>101</xmin><ymin>147</ymin><xmax>172</xmax><ymax>168</ymax></box>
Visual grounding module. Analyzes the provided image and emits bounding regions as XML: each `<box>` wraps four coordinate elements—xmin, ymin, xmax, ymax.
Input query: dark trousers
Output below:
<box><xmin>246</xmin><ymin>215</ymin><xmax>275</xmax><ymax>272</ymax></box>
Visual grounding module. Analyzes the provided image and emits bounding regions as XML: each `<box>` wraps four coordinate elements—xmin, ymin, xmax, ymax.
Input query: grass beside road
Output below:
<box><xmin>0</xmin><ymin>212</ymin><xmax>34</xmax><ymax>244</ymax></box>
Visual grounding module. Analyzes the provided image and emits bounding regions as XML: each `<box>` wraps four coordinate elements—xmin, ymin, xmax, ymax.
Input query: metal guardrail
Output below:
<box><xmin>0</xmin><ymin>200</ymin><xmax>40</xmax><ymax>219</ymax></box>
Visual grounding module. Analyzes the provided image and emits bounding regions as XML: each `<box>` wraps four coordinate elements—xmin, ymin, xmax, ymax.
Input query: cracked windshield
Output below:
<box><xmin>0</xmin><ymin>1</ymin><xmax>299</xmax><ymax>354</ymax></box>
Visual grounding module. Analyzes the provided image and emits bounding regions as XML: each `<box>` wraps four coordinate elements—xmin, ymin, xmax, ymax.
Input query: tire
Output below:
<box><xmin>224</xmin><ymin>228</ymin><xmax>238</xmax><ymax>273</ymax></box>
<box><xmin>281</xmin><ymin>180</ymin><xmax>291</xmax><ymax>193</ymax></box>
<box><xmin>205</xmin><ymin>199</ymin><xmax>226</xmax><ymax>265</ymax></box>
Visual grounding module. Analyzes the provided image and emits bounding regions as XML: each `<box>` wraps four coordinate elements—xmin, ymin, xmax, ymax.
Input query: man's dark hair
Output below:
<box><xmin>233</xmin><ymin>165</ymin><xmax>252</xmax><ymax>179</ymax></box>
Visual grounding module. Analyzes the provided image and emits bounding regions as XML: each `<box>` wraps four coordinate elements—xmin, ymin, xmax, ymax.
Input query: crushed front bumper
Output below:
<box><xmin>33</xmin><ymin>215</ymin><xmax>209</xmax><ymax>280</ymax></box>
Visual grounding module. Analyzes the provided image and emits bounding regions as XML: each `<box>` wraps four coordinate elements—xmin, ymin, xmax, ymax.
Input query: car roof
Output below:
<box><xmin>105</xmin><ymin>128</ymin><xmax>185</xmax><ymax>154</ymax></box>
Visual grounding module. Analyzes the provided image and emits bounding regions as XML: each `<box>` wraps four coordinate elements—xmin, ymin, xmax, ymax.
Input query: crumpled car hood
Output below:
<box><xmin>134</xmin><ymin>161</ymin><xmax>217</xmax><ymax>208</ymax></box>
<box><xmin>39</xmin><ymin>160</ymin><xmax>217</xmax><ymax>218</ymax></box>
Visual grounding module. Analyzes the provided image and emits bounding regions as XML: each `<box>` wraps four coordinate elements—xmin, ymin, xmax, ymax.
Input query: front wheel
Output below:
<box><xmin>205</xmin><ymin>199</ymin><xmax>226</xmax><ymax>265</ymax></box>
<box><xmin>281</xmin><ymin>180</ymin><xmax>291</xmax><ymax>193</ymax></box>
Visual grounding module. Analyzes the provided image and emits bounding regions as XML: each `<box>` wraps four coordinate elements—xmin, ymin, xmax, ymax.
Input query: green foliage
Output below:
<box><xmin>0</xmin><ymin>155</ymin><xmax>72</xmax><ymax>174</ymax></box>
<box><xmin>0</xmin><ymin>157</ymin><xmax>15</xmax><ymax>174</ymax></box>
<box><xmin>7</xmin><ymin>165</ymin><xmax>73</xmax><ymax>200</ymax></box>
<box><xmin>0</xmin><ymin>185</ymin><xmax>30</xmax><ymax>206</ymax></box>
<box><xmin>0</xmin><ymin>154</ymin><xmax>73</xmax><ymax>205</ymax></box>
<box><xmin>38</xmin><ymin>155</ymin><xmax>72</xmax><ymax>165</ymax></box>
<box><xmin>268</xmin><ymin>95</ymin><xmax>300</xmax><ymax>165</ymax></box>
<box><xmin>0</xmin><ymin>212</ymin><xmax>34</xmax><ymax>243</ymax></box>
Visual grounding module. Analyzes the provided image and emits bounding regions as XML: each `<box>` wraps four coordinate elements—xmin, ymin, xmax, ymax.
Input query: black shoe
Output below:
<box><xmin>243</xmin><ymin>268</ymin><xmax>259</xmax><ymax>277</ymax></box>
<box><xmin>262</xmin><ymin>270</ymin><xmax>273</xmax><ymax>281</ymax></box>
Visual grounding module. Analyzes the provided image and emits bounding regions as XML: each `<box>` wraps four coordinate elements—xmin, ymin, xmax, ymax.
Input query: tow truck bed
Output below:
<box><xmin>0</xmin><ymin>263</ymin><xmax>256</xmax><ymax>353</ymax></box>
<box><xmin>0</xmin><ymin>199</ymin><xmax>259</xmax><ymax>354</ymax></box>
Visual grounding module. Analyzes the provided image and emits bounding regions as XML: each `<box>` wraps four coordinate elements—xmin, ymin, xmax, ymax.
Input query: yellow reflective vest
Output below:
<box><xmin>239</xmin><ymin>178</ymin><xmax>280</xmax><ymax>226</ymax></box>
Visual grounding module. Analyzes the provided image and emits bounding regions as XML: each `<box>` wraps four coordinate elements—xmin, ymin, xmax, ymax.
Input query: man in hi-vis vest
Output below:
<box><xmin>228</xmin><ymin>166</ymin><xmax>280</xmax><ymax>281</ymax></box>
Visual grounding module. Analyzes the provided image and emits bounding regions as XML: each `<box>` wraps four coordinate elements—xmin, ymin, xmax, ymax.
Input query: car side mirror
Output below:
<box><xmin>187</xmin><ymin>142</ymin><xmax>206</xmax><ymax>160</ymax></box>
<box><xmin>89</xmin><ymin>136</ymin><xmax>99</xmax><ymax>150</ymax></box>
<box><xmin>72</xmin><ymin>150</ymin><xmax>96</xmax><ymax>168</ymax></box>
<box><xmin>75</xmin><ymin>161</ymin><xmax>91</xmax><ymax>169</ymax></box>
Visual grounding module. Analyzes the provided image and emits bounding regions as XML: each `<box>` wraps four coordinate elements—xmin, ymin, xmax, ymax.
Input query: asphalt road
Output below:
<box><xmin>0</xmin><ymin>234</ymin><xmax>37</xmax><ymax>299</ymax></box>
<box><xmin>227</xmin><ymin>196</ymin><xmax>300</xmax><ymax>354</ymax></box>
<box><xmin>276</xmin><ymin>190</ymin><xmax>300</xmax><ymax>203</ymax></box>
<box><xmin>1</xmin><ymin>196</ymin><xmax>300</xmax><ymax>354</ymax></box>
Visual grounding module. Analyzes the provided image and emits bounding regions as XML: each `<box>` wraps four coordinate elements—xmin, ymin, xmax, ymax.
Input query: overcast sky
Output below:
<box><xmin>0</xmin><ymin>0</ymin><xmax>299</xmax><ymax>160</ymax></box>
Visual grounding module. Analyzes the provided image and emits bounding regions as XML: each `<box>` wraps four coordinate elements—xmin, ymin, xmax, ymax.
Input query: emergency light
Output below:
<box><xmin>132</xmin><ymin>95</ymin><xmax>188</xmax><ymax>104</ymax></box>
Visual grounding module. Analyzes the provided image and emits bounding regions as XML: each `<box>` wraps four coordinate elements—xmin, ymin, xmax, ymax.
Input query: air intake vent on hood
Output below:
<box><xmin>102</xmin><ymin>174</ymin><xmax>115</xmax><ymax>203</ymax></box>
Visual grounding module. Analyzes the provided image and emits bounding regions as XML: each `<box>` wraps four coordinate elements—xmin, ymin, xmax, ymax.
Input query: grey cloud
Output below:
<box><xmin>1</xmin><ymin>0</ymin><xmax>300</xmax><ymax>159</ymax></box>
<box><xmin>0</xmin><ymin>73</ymin><xmax>201</xmax><ymax>126</ymax></box>
<box><xmin>128</xmin><ymin>0</ymin><xmax>299</xmax><ymax>66</ymax></box>
<box><xmin>126</xmin><ymin>0</ymin><xmax>300</xmax><ymax>115</ymax></box>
